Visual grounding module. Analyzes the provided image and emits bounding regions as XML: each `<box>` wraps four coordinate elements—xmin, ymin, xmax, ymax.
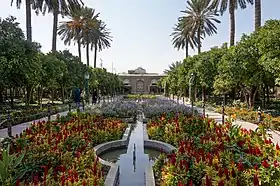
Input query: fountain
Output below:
<box><xmin>95</xmin><ymin>102</ymin><xmax>176</xmax><ymax>186</ymax></box>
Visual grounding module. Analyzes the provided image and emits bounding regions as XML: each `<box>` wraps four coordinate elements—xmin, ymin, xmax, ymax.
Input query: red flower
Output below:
<box><xmin>15</xmin><ymin>179</ymin><xmax>20</xmax><ymax>186</ymax></box>
<box><xmin>276</xmin><ymin>143</ymin><xmax>280</xmax><ymax>150</ymax></box>
<box><xmin>237</xmin><ymin>162</ymin><xmax>244</xmax><ymax>171</ymax></box>
<box><xmin>224</xmin><ymin>168</ymin><xmax>229</xmax><ymax>180</ymax></box>
<box><xmin>218</xmin><ymin>179</ymin><xmax>224</xmax><ymax>186</ymax></box>
<box><xmin>262</xmin><ymin>160</ymin><xmax>270</xmax><ymax>168</ymax></box>
<box><xmin>274</xmin><ymin>160</ymin><xmax>279</xmax><ymax>168</ymax></box>
<box><xmin>206</xmin><ymin>176</ymin><xmax>212</xmax><ymax>186</ymax></box>
<box><xmin>253</xmin><ymin>174</ymin><xmax>259</xmax><ymax>186</ymax></box>
<box><xmin>231</xmin><ymin>168</ymin><xmax>236</xmax><ymax>177</ymax></box>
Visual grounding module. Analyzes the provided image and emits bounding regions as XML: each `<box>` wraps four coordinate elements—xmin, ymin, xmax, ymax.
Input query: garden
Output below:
<box><xmin>0</xmin><ymin>113</ymin><xmax>127</xmax><ymax>185</ymax></box>
<box><xmin>147</xmin><ymin>113</ymin><xmax>280</xmax><ymax>185</ymax></box>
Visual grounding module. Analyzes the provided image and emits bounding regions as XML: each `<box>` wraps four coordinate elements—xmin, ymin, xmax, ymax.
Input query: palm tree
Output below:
<box><xmin>11</xmin><ymin>0</ymin><xmax>34</xmax><ymax>41</ymax></box>
<box><xmin>164</xmin><ymin>61</ymin><xmax>181</xmax><ymax>74</ymax></box>
<box><xmin>171</xmin><ymin>17</ymin><xmax>198</xmax><ymax>58</ymax></box>
<box><xmin>90</xmin><ymin>21</ymin><xmax>112</xmax><ymax>68</ymax></box>
<box><xmin>34</xmin><ymin>0</ymin><xmax>84</xmax><ymax>52</ymax></box>
<box><xmin>255</xmin><ymin>0</ymin><xmax>261</xmax><ymax>30</ymax></box>
<box><xmin>181</xmin><ymin>0</ymin><xmax>220</xmax><ymax>54</ymax></box>
<box><xmin>80</xmin><ymin>7</ymin><xmax>100</xmax><ymax>67</ymax></box>
<box><xmin>212</xmin><ymin>0</ymin><xmax>253</xmax><ymax>46</ymax></box>
<box><xmin>58</xmin><ymin>5</ymin><xmax>85</xmax><ymax>61</ymax></box>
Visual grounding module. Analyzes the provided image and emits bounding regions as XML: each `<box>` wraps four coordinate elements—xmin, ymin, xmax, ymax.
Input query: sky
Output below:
<box><xmin>1</xmin><ymin>0</ymin><xmax>280</xmax><ymax>74</ymax></box>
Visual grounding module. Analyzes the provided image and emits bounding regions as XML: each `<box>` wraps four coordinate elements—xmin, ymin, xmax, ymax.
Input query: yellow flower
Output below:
<box><xmin>232</xmin><ymin>114</ymin><xmax>237</xmax><ymax>120</ymax></box>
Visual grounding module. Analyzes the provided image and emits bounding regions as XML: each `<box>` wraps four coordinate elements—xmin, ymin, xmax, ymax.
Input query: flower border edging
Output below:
<box><xmin>93</xmin><ymin>124</ymin><xmax>132</xmax><ymax>186</ymax></box>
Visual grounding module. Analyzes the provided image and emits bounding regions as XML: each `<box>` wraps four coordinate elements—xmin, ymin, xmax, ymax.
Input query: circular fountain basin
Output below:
<box><xmin>99</xmin><ymin>147</ymin><xmax>162</xmax><ymax>165</ymax></box>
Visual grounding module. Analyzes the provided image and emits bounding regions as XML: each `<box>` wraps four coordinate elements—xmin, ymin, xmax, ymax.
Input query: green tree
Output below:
<box><xmin>40</xmin><ymin>53</ymin><xmax>67</xmax><ymax>103</ymax></box>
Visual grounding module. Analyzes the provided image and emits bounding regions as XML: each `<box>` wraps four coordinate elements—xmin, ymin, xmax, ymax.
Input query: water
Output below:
<box><xmin>99</xmin><ymin>115</ymin><xmax>162</xmax><ymax>186</ymax></box>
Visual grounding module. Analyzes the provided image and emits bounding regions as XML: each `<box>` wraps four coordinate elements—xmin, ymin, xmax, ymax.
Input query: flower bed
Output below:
<box><xmin>101</xmin><ymin>101</ymin><xmax>139</xmax><ymax>119</ymax></box>
<box><xmin>147</xmin><ymin>114</ymin><xmax>280</xmax><ymax>185</ymax></box>
<box><xmin>0</xmin><ymin>104</ymin><xmax>71</xmax><ymax>129</ymax></box>
<box><xmin>0</xmin><ymin>114</ymin><xmax>127</xmax><ymax>185</ymax></box>
<box><xmin>215</xmin><ymin>106</ymin><xmax>280</xmax><ymax>131</ymax></box>
<box><xmin>142</xmin><ymin>99</ymin><xmax>191</xmax><ymax>118</ymax></box>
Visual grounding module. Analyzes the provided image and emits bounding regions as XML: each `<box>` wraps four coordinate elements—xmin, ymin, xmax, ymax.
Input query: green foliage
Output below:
<box><xmin>164</xmin><ymin>19</ymin><xmax>280</xmax><ymax>108</ymax></box>
<box><xmin>0</xmin><ymin>144</ymin><xmax>26</xmax><ymax>185</ymax></box>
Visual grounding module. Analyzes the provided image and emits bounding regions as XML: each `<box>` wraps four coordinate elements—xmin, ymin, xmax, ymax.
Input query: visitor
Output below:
<box><xmin>92</xmin><ymin>89</ymin><xmax>98</xmax><ymax>105</ymax></box>
<box><xmin>74</xmin><ymin>88</ymin><xmax>81</xmax><ymax>109</ymax></box>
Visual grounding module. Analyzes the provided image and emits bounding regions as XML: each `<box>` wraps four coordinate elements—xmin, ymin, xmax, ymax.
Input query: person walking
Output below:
<box><xmin>74</xmin><ymin>88</ymin><xmax>81</xmax><ymax>109</ymax></box>
<box><xmin>92</xmin><ymin>89</ymin><xmax>98</xmax><ymax>105</ymax></box>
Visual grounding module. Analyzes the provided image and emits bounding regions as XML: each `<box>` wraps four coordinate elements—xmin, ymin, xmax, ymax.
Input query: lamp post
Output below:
<box><xmin>84</xmin><ymin>71</ymin><xmax>90</xmax><ymax>105</ymax></box>
<box><xmin>189</xmin><ymin>73</ymin><xmax>195</xmax><ymax>115</ymax></box>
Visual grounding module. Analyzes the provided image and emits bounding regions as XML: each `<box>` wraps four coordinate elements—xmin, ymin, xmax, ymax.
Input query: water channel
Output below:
<box><xmin>100</xmin><ymin>114</ymin><xmax>161</xmax><ymax>186</ymax></box>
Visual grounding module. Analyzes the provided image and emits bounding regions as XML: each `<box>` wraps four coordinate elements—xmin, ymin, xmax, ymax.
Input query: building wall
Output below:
<box><xmin>119</xmin><ymin>75</ymin><xmax>165</xmax><ymax>94</ymax></box>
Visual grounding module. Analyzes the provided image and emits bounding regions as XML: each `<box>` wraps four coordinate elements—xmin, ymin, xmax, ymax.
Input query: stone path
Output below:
<box><xmin>171</xmin><ymin>96</ymin><xmax>280</xmax><ymax>145</ymax></box>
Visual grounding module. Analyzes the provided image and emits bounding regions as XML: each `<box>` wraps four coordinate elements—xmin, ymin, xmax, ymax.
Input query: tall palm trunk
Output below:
<box><xmin>94</xmin><ymin>42</ymin><xmax>97</xmax><ymax>68</ymax></box>
<box><xmin>25</xmin><ymin>0</ymin><xmax>32</xmax><ymax>41</ymax></box>
<box><xmin>86</xmin><ymin>43</ymin><xmax>90</xmax><ymax>66</ymax></box>
<box><xmin>229</xmin><ymin>0</ymin><xmax>235</xmax><ymax>46</ymax></box>
<box><xmin>255</xmin><ymin>0</ymin><xmax>261</xmax><ymax>30</ymax></box>
<box><xmin>197</xmin><ymin>27</ymin><xmax>201</xmax><ymax>54</ymax></box>
<box><xmin>185</xmin><ymin>39</ymin><xmax>189</xmax><ymax>58</ymax></box>
<box><xmin>52</xmin><ymin>8</ymin><xmax>59</xmax><ymax>52</ymax></box>
<box><xmin>77</xmin><ymin>39</ymin><xmax>82</xmax><ymax>61</ymax></box>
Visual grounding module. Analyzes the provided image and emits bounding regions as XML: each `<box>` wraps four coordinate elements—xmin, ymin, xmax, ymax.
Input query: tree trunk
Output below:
<box><xmin>51</xmin><ymin>89</ymin><xmax>54</xmax><ymax>104</ymax></box>
<box><xmin>202</xmin><ymin>86</ymin><xmax>206</xmax><ymax>102</ymax></box>
<box><xmin>86</xmin><ymin>43</ymin><xmax>90</xmax><ymax>66</ymax></box>
<box><xmin>0</xmin><ymin>88</ymin><xmax>3</xmax><ymax>103</ymax></box>
<box><xmin>197</xmin><ymin>28</ymin><xmax>201</xmax><ymax>54</ymax></box>
<box><xmin>25</xmin><ymin>0</ymin><xmax>32</xmax><ymax>41</ymax></box>
<box><xmin>52</xmin><ymin>8</ymin><xmax>59</xmax><ymax>52</ymax></box>
<box><xmin>266</xmin><ymin>85</ymin><xmax>270</xmax><ymax>104</ymax></box>
<box><xmin>77</xmin><ymin>39</ymin><xmax>82</xmax><ymax>61</ymax></box>
<box><xmin>94</xmin><ymin>42</ymin><xmax>98</xmax><ymax>68</ymax></box>
<box><xmin>10</xmin><ymin>88</ymin><xmax>14</xmax><ymax>109</ymax></box>
<box><xmin>37</xmin><ymin>86</ymin><xmax>40</xmax><ymax>106</ymax></box>
<box><xmin>40</xmin><ymin>87</ymin><xmax>43</xmax><ymax>108</ymax></box>
<box><xmin>26</xmin><ymin>86</ymin><xmax>32</xmax><ymax>105</ymax></box>
<box><xmin>262</xmin><ymin>85</ymin><xmax>265</xmax><ymax>109</ymax></box>
<box><xmin>61</xmin><ymin>86</ymin><xmax>65</xmax><ymax>104</ymax></box>
<box><xmin>255</xmin><ymin>0</ymin><xmax>261</xmax><ymax>30</ymax></box>
<box><xmin>185</xmin><ymin>39</ymin><xmax>189</xmax><ymax>58</ymax></box>
<box><xmin>229</xmin><ymin>0</ymin><xmax>235</xmax><ymax>46</ymax></box>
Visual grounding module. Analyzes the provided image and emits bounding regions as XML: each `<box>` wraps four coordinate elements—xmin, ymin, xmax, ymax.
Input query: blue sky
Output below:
<box><xmin>1</xmin><ymin>0</ymin><xmax>280</xmax><ymax>74</ymax></box>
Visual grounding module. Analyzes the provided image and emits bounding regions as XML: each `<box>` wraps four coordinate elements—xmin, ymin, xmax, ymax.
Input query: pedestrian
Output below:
<box><xmin>75</xmin><ymin>88</ymin><xmax>81</xmax><ymax>109</ymax></box>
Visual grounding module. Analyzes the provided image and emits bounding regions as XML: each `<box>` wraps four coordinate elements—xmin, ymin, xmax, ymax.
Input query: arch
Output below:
<box><xmin>123</xmin><ymin>79</ymin><xmax>130</xmax><ymax>85</ymax></box>
<box><xmin>151</xmin><ymin>79</ymin><xmax>157</xmax><ymax>85</ymax></box>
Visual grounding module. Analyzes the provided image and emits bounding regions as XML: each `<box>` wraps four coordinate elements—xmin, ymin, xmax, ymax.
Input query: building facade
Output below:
<box><xmin>118</xmin><ymin>67</ymin><xmax>167</xmax><ymax>94</ymax></box>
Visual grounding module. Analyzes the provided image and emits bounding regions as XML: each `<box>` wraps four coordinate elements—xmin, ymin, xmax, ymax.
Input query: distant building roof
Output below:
<box><xmin>119</xmin><ymin>67</ymin><xmax>166</xmax><ymax>76</ymax></box>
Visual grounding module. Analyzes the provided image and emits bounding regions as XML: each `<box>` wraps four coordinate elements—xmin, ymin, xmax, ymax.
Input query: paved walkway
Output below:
<box><xmin>171</xmin><ymin>96</ymin><xmax>280</xmax><ymax>145</ymax></box>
